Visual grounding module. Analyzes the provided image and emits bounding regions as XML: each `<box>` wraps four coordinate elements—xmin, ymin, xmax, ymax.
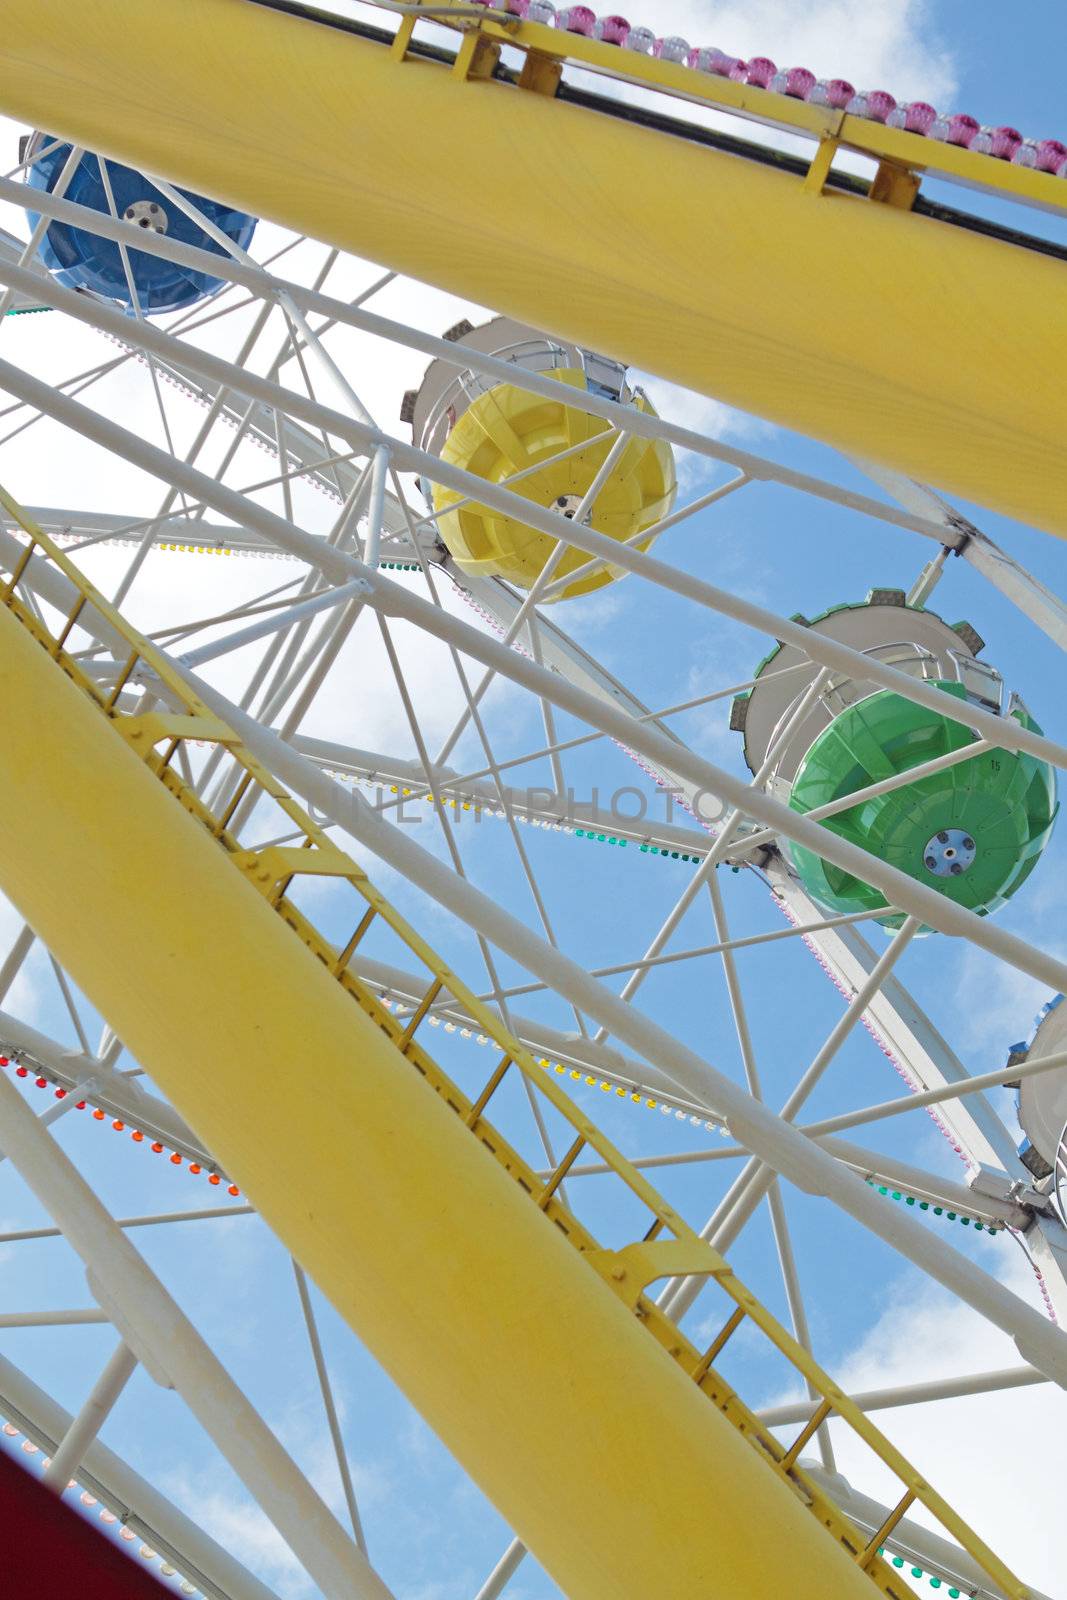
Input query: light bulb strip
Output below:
<box><xmin>863</xmin><ymin>1178</ymin><xmax>1000</xmax><ymax>1237</ymax></box>
<box><xmin>0</xmin><ymin>1430</ymin><xmax>201</xmax><ymax>1593</ymax></box>
<box><xmin>0</xmin><ymin>1056</ymin><xmax>240</xmax><ymax>1198</ymax></box>
<box><xmin>473</xmin><ymin>2</ymin><xmax>1067</xmax><ymax>179</ymax></box>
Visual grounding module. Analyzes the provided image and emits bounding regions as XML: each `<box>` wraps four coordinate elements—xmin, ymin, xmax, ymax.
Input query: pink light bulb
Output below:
<box><xmin>594</xmin><ymin>14</ymin><xmax>630</xmax><ymax>43</ymax></box>
<box><xmin>891</xmin><ymin>100</ymin><xmax>937</xmax><ymax>134</ymax></box>
<box><xmin>819</xmin><ymin>77</ymin><xmax>855</xmax><ymax>108</ymax></box>
<box><xmin>745</xmin><ymin>56</ymin><xmax>777</xmax><ymax>88</ymax></box>
<box><xmin>989</xmin><ymin>124</ymin><xmax>1022</xmax><ymax>160</ymax></box>
<box><xmin>863</xmin><ymin>89</ymin><xmax>897</xmax><ymax>123</ymax></box>
<box><xmin>782</xmin><ymin>67</ymin><xmax>816</xmax><ymax>99</ymax></box>
<box><xmin>945</xmin><ymin>112</ymin><xmax>980</xmax><ymax>146</ymax></box>
<box><xmin>688</xmin><ymin>47</ymin><xmax>736</xmax><ymax>75</ymax></box>
<box><xmin>1035</xmin><ymin>138</ymin><xmax>1067</xmax><ymax>174</ymax></box>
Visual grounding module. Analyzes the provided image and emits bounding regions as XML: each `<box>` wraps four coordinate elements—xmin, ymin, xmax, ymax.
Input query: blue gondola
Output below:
<box><xmin>24</xmin><ymin>136</ymin><xmax>257</xmax><ymax>316</ymax></box>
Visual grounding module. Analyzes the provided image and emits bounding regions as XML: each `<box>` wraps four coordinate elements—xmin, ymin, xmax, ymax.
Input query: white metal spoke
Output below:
<box><xmin>187</xmin><ymin>683</ymin><xmax>1067</xmax><ymax>1382</ymax></box>
<box><xmin>678</xmin><ymin>919</ymin><xmax>923</xmax><ymax>1292</ymax></box>
<box><xmin>2</xmin><ymin>133</ymin><xmax>65</xmax><ymax>179</ymax></box>
<box><xmin>364</xmin><ymin>658</ymin><xmax>818</xmax><ymax>819</ymax></box>
<box><xmin>703</xmin><ymin>870</ymin><xmax>836</xmax><ymax>1472</ymax></box>
<box><xmin>94</xmin><ymin>157</ymin><xmax>191</xmax><ymax>515</ymax></box>
<box><xmin>799</xmin><ymin>1046</ymin><xmax>1067</xmax><ymax>1139</ymax></box>
<box><xmin>374</xmin><ymin>606</ymin><xmax>578</xmax><ymax>1181</ymax></box>
<box><xmin>0</xmin><ymin>142</ymin><xmax>83</xmax><ymax>324</ymax></box>
<box><xmin>0</xmin><ymin>1066</ymin><xmax>394</xmax><ymax>1600</ymax></box>
<box><xmin>0</xmin><ymin>1347</ymin><xmax>285</xmax><ymax>1600</ymax></box>
<box><xmin>291</xmin><ymin>1262</ymin><xmax>369</xmax><ymax>1556</ymax></box>
<box><xmin>430</xmin><ymin>424</ymin><xmax>634</xmax><ymax>768</ymax></box>
<box><xmin>41</xmin><ymin>1341</ymin><xmax>139</xmax><ymax>1490</ymax></box>
<box><xmin>472</xmin><ymin>1537</ymin><xmax>527</xmax><ymax>1600</ymax></box>
<box><xmin>0</xmin><ymin>924</ymin><xmax>34</xmax><ymax>1004</ymax></box>
<box><xmin>0</xmin><ymin>1203</ymin><xmax>255</xmax><ymax>1246</ymax></box>
<box><xmin>759</xmin><ymin>1365</ymin><xmax>1047</xmax><ymax>1428</ymax></box>
<box><xmin>46</xmin><ymin>953</ymin><xmax>93</xmax><ymax>1055</ymax></box>
<box><xmin>0</xmin><ymin>99</ymin><xmax>1062</xmax><ymax>1596</ymax></box>
<box><xmin>592</xmin><ymin>665</ymin><xmax>838</xmax><ymax>1045</ymax></box>
<box><xmin>403</xmin><ymin>514</ymin><xmax>591</xmax><ymax>1036</ymax></box>
<box><xmin>0</xmin><ymin>1308</ymin><xmax>109</xmax><ymax>1329</ymax></box>
<box><xmin>538</xmin><ymin>469</ymin><xmax>752</xmax><ymax>601</ymax></box>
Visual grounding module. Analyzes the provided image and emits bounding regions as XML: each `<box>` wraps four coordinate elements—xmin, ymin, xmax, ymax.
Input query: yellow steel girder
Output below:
<box><xmin>1</xmin><ymin>0</ymin><xmax>1066</xmax><ymax>537</ymax></box>
<box><xmin>0</xmin><ymin>519</ymin><xmax>881</xmax><ymax>1598</ymax></box>
<box><xmin>0</xmin><ymin>496</ymin><xmax>1032</xmax><ymax>1600</ymax></box>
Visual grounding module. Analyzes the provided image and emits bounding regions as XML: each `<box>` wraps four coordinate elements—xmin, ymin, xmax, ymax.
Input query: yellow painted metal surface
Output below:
<box><xmin>434</xmin><ymin>369</ymin><xmax>676</xmax><ymax>598</ymax></box>
<box><xmin>2</xmin><ymin>0</ymin><xmax>1066</xmax><ymax>537</ymax></box>
<box><xmin>0</xmin><ymin>548</ymin><xmax>890</xmax><ymax>1596</ymax></box>
<box><xmin>0</xmin><ymin>498</ymin><xmax>1033</xmax><ymax>1598</ymax></box>
<box><xmin>430</xmin><ymin>1</ymin><xmax>1067</xmax><ymax>220</ymax></box>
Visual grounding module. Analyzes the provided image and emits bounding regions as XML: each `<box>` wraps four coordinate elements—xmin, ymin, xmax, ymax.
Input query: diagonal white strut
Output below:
<box><xmin>0</xmin><ymin>340</ymin><xmax>1065</xmax><ymax>979</ymax></box>
<box><xmin>2</xmin><ymin>402</ymin><xmax>1066</xmax><ymax>1375</ymax></box>
<box><xmin>0</xmin><ymin>1068</ymin><xmax>395</xmax><ymax>1600</ymax></box>
<box><xmin>181</xmin><ymin>675</ymin><xmax>1067</xmax><ymax>1388</ymax></box>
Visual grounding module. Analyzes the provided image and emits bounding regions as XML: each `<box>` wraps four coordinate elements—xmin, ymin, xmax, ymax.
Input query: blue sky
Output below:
<box><xmin>0</xmin><ymin>2</ymin><xmax>1065</xmax><ymax>1596</ymax></box>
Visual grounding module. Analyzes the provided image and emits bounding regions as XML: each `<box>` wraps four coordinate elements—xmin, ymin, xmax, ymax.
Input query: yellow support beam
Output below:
<box><xmin>0</xmin><ymin>498</ymin><xmax>1031</xmax><ymax>1599</ymax></box>
<box><xmin>0</xmin><ymin>588</ymin><xmax>885</xmax><ymax>1596</ymax></box>
<box><xmin>1</xmin><ymin>0</ymin><xmax>1066</xmax><ymax>536</ymax></box>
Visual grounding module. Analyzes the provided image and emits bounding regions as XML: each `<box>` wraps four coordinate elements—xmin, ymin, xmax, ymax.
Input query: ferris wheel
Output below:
<box><xmin>0</xmin><ymin>3</ymin><xmax>1065</xmax><ymax>1598</ymax></box>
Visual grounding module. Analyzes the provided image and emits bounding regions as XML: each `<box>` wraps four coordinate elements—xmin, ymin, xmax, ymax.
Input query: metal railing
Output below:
<box><xmin>417</xmin><ymin>336</ymin><xmax>629</xmax><ymax>457</ymax></box>
<box><xmin>765</xmin><ymin>640</ymin><xmax>1005</xmax><ymax>791</ymax></box>
<box><xmin>0</xmin><ymin>484</ymin><xmax>1032</xmax><ymax>1600</ymax></box>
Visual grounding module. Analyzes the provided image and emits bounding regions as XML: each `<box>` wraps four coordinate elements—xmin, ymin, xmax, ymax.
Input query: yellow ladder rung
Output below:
<box><xmin>214</xmin><ymin>770</ymin><xmax>256</xmax><ymax>835</ymax></box>
<box><xmin>780</xmin><ymin>1397</ymin><xmax>835</xmax><ymax>1473</ymax></box>
<box><xmin>3</xmin><ymin>537</ymin><xmax>37</xmax><ymax>600</ymax></box>
<box><xmin>157</xmin><ymin>736</ymin><xmax>182</xmax><ymax>775</ymax></box>
<box><xmin>538</xmin><ymin>1134</ymin><xmax>584</xmax><ymax>1210</ymax></box>
<box><xmin>858</xmin><ymin>1491</ymin><xmax>917</xmax><ymax>1569</ymax></box>
<box><xmin>397</xmin><ymin>978</ymin><xmax>444</xmax><ymax>1049</ymax></box>
<box><xmin>692</xmin><ymin>1307</ymin><xmax>746</xmax><ymax>1383</ymax></box>
<box><xmin>53</xmin><ymin>594</ymin><xmax>87</xmax><ymax>653</ymax></box>
<box><xmin>466</xmin><ymin>1053</ymin><xmax>512</xmax><ymax>1127</ymax></box>
<box><xmin>333</xmin><ymin>906</ymin><xmax>378</xmax><ymax>976</ymax></box>
<box><xmin>105</xmin><ymin>648</ymin><xmax>141</xmax><ymax>711</ymax></box>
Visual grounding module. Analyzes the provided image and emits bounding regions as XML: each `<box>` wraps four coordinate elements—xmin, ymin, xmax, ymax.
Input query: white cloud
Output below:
<box><xmin>953</xmin><ymin>941</ymin><xmax>1057</xmax><ymax>1058</ymax></box>
<box><xmin>771</xmin><ymin>1252</ymin><xmax>1065</xmax><ymax>1595</ymax></box>
<box><xmin>0</xmin><ymin>890</ymin><xmax>46</xmax><ymax>1024</ymax></box>
<box><xmin>647</xmin><ymin>0</ymin><xmax>957</xmax><ymax>106</ymax></box>
<box><xmin>3</xmin><ymin>10</ymin><xmax>1053</xmax><ymax>1594</ymax></box>
<box><xmin>164</xmin><ymin>1474</ymin><xmax>318</xmax><ymax>1599</ymax></box>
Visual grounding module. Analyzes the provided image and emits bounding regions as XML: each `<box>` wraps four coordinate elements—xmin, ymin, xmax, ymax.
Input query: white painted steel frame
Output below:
<box><xmin>2</xmin><ymin>346</ymin><xmax>1065</xmax><ymax>1356</ymax></box>
<box><xmin>0</xmin><ymin>1068</ymin><xmax>394</xmax><ymax>1600</ymax></box>
<box><xmin>0</xmin><ymin>156</ymin><xmax>1064</xmax><ymax>1600</ymax></box>
<box><xmin>0</xmin><ymin>1347</ymin><xmax>284</xmax><ymax>1600</ymax></box>
<box><xmin>179</xmin><ymin>679</ymin><xmax>1067</xmax><ymax>1386</ymax></box>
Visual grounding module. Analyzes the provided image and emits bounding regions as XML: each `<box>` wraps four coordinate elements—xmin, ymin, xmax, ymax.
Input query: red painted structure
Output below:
<box><xmin>0</xmin><ymin>1445</ymin><xmax>169</xmax><ymax>1596</ymax></box>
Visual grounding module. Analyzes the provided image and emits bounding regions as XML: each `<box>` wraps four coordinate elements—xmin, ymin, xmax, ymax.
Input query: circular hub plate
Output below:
<box><xmin>122</xmin><ymin>199</ymin><xmax>169</xmax><ymax>234</ymax></box>
<box><xmin>923</xmin><ymin>828</ymin><xmax>977</xmax><ymax>877</ymax></box>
